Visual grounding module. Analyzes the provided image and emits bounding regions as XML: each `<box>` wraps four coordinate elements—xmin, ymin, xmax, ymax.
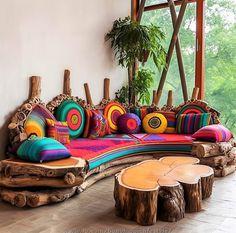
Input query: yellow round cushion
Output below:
<box><xmin>142</xmin><ymin>113</ymin><xmax>167</xmax><ymax>134</ymax></box>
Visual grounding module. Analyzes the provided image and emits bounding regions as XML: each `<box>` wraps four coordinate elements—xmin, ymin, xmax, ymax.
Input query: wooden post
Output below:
<box><xmin>168</xmin><ymin>0</ymin><xmax>188</xmax><ymax>102</ymax></box>
<box><xmin>167</xmin><ymin>90</ymin><xmax>173</xmax><ymax>107</ymax></box>
<box><xmin>144</xmin><ymin>0</ymin><xmax>196</xmax><ymax>11</ymax></box>
<box><xmin>131</xmin><ymin>0</ymin><xmax>139</xmax><ymax>21</ymax></box>
<box><xmin>104</xmin><ymin>78</ymin><xmax>110</xmax><ymax>100</ymax></box>
<box><xmin>30</xmin><ymin>76</ymin><xmax>41</xmax><ymax>99</ymax></box>
<box><xmin>192</xmin><ymin>87</ymin><xmax>199</xmax><ymax>100</ymax></box>
<box><xmin>137</xmin><ymin>0</ymin><xmax>147</xmax><ymax>23</ymax></box>
<box><xmin>157</xmin><ymin>0</ymin><xmax>188</xmax><ymax>95</ymax></box>
<box><xmin>84</xmin><ymin>83</ymin><xmax>93</xmax><ymax>105</ymax></box>
<box><xmin>152</xmin><ymin>90</ymin><xmax>157</xmax><ymax>105</ymax></box>
<box><xmin>63</xmin><ymin>69</ymin><xmax>72</xmax><ymax>96</ymax></box>
<box><xmin>195</xmin><ymin>0</ymin><xmax>205</xmax><ymax>100</ymax></box>
<box><xmin>154</xmin><ymin>90</ymin><xmax>162</xmax><ymax>106</ymax></box>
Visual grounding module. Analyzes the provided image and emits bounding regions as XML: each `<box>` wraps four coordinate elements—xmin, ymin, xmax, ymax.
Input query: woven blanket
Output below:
<box><xmin>130</xmin><ymin>133</ymin><xmax>193</xmax><ymax>143</ymax></box>
<box><xmin>67</xmin><ymin>134</ymin><xmax>193</xmax><ymax>170</ymax></box>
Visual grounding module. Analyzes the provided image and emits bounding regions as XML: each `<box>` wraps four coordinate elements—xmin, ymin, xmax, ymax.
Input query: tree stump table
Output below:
<box><xmin>114</xmin><ymin>156</ymin><xmax>214</xmax><ymax>226</ymax></box>
<box><xmin>0</xmin><ymin>157</ymin><xmax>87</xmax><ymax>207</ymax></box>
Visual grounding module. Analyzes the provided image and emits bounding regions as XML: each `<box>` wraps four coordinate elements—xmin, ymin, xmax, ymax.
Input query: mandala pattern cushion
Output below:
<box><xmin>46</xmin><ymin>118</ymin><xmax>70</xmax><ymax>144</ymax></box>
<box><xmin>176</xmin><ymin>113</ymin><xmax>211</xmax><ymax>134</ymax></box>
<box><xmin>103</xmin><ymin>102</ymin><xmax>126</xmax><ymax>133</ymax></box>
<box><xmin>56</xmin><ymin>100</ymin><xmax>85</xmax><ymax>139</ymax></box>
<box><xmin>89</xmin><ymin>111</ymin><xmax>111</xmax><ymax>139</ymax></box>
<box><xmin>24</xmin><ymin>104</ymin><xmax>56</xmax><ymax>138</ymax></box>
<box><xmin>192</xmin><ymin>124</ymin><xmax>233</xmax><ymax>142</ymax></box>
<box><xmin>117</xmin><ymin>113</ymin><xmax>141</xmax><ymax>134</ymax></box>
<box><xmin>17</xmin><ymin>136</ymin><xmax>71</xmax><ymax>162</ymax></box>
<box><xmin>142</xmin><ymin>113</ymin><xmax>167</xmax><ymax>134</ymax></box>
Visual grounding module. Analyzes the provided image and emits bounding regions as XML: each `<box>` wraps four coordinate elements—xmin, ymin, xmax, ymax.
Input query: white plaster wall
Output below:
<box><xmin>0</xmin><ymin>0</ymin><xmax>130</xmax><ymax>159</ymax></box>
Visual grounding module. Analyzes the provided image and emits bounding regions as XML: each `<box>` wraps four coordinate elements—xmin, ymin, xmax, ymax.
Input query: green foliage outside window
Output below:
<box><xmin>141</xmin><ymin>0</ymin><xmax>236</xmax><ymax>135</ymax></box>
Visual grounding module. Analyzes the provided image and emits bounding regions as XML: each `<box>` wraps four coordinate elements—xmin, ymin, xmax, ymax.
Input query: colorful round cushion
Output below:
<box><xmin>25</xmin><ymin>104</ymin><xmax>56</xmax><ymax>137</ymax></box>
<box><xmin>142</xmin><ymin>113</ymin><xmax>167</xmax><ymax>134</ymax></box>
<box><xmin>103</xmin><ymin>102</ymin><xmax>126</xmax><ymax>133</ymax></box>
<box><xmin>56</xmin><ymin>100</ymin><xmax>85</xmax><ymax>138</ymax></box>
<box><xmin>117</xmin><ymin>113</ymin><xmax>141</xmax><ymax>134</ymax></box>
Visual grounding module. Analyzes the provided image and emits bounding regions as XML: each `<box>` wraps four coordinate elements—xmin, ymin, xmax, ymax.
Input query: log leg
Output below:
<box><xmin>181</xmin><ymin>180</ymin><xmax>202</xmax><ymax>212</ymax></box>
<box><xmin>201</xmin><ymin>174</ymin><xmax>214</xmax><ymax>199</ymax></box>
<box><xmin>0</xmin><ymin>188</ymin><xmax>27</xmax><ymax>207</ymax></box>
<box><xmin>114</xmin><ymin>175</ymin><xmax>158</xmax><ymax>226</ymax></box>
<box><xmin>158</xmin><ymin>184</ymin><xmax>185</xmax><ymax>222</ymax></box>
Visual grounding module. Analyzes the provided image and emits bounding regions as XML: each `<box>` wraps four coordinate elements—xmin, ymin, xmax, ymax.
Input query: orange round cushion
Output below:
<box><xmin>103</xmin><ymin>102</ymin><xmax>126</xmax><ymax>133</ymax></box>
<box><xmin>142</xmin><ymin>113</ymin><xmax>167</xmax><ymax>134</ymax></box>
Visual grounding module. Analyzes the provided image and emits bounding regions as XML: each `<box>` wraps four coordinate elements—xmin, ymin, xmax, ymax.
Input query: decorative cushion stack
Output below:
<box><xmin>192</xmin><ymin>124</ymin><xmax>235</xmax><ymax>177</ymax></box>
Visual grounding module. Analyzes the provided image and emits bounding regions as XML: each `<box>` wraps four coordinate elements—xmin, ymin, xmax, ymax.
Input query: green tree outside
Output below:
<box><xmin>141</xmin><ymin>0</ymin><xmax>236</xmax><ymax>135</ymax></box>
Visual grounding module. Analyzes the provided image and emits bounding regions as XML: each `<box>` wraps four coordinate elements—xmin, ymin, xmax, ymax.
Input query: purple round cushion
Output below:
<box><xmin>117</xmin><ymin>113</ymin><xmax>141</xmax><ymax>134</ymax></box>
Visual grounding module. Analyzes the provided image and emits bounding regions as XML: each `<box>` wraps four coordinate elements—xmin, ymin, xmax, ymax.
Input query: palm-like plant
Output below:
<box><xmin>105</xmin><ymin>17</ymin><xmax>166</xmax><ymax>70</ymax></box>
<box><xmin>105</xmin><ymin>16</ymin><xmax>166</xmax><ymax>103</ymax></box>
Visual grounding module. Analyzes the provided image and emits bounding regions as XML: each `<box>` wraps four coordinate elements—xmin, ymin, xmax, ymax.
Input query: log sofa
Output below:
<box><xmin>0</xmin><ymin>74</ymin><xmax>235</xmax><ymax>208</ymax></box>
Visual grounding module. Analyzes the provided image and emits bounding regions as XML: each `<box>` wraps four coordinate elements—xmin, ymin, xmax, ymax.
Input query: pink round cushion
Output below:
<box><xmin>117</xmin><ymin>113</ymin><xmax>141</xmax><ymax>134</ymax></box>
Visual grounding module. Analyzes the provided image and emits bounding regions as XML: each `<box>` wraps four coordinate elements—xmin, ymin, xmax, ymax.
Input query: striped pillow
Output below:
<box><xmin>17</xmin><ymin>136</ymin><xmax>71</xmax><ymax>162</ymax></box>
<box><xmin>192</xmin><ymin>124</ymin><xmax>233</xmax><ymax>142</ymax></box>
<box><xmin>157</xmin><ymin>111</ymin><xmax>176</xmax><ymax>133</ymax></box>
<box><xmin>46</xmin><ymin>119</ymin><xmax>70</xmax><ymax>144</ymax></box>
<box><xmin>176</xmin><ymin>113</ymin><xmax>211</xmax><ymax>134</ymax></box>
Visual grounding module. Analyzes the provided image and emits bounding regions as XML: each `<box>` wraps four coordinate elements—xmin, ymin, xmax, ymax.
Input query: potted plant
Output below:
<box><xmin>115</xmin><ymin>68</ymin><xmax>154</xmax><ymax>105</ymax></box>
<box><xmin>105</xmin><ymin>17</ymin><xmax>166</xmax><ymax>103</ymax></box>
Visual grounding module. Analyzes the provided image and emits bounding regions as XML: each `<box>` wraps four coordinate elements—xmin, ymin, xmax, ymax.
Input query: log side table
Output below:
<box><xmin>114</xmin><ymin>156</ymin><xmax>214</xmax><ymax>226</ymax></box>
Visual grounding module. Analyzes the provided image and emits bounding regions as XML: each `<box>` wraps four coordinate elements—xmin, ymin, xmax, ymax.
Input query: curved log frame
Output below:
<box><xmin>2</xmin><ymin>75</ymin><xmax>233</xmax><ymax>209</ymax></box>
<box><xmin>8</xmin><ymin>97</ymin><xmax>44</xmax><ymax>145</ymax></box>
<box><xmin>0</xmin><ymin>186</ymin><xmax>79</xmax><ymax>208</ymax></box>
<box><xmin>46</xmin><ymin>94</ymin><xmax>87</xmax><ymax>115</ymax></box>
<box><xmin>174</xmin><ymin>99</ymin><xmax>220</xmax><ymax>124</ymax></box>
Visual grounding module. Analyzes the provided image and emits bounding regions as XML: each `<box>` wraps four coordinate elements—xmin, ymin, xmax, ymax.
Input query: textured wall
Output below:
<box><xmin>0</xmin><ymin>0</ymin><xmax>130</xmax><ymax>159</ymax></box>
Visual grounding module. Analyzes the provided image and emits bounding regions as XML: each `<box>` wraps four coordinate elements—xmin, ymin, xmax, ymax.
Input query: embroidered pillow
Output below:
<box><xmin>46</xmin><ymin>119</ymin><xmax>70</xmax><ymax>144</ymax></box>
<box><xmin>89</xmin><ymin>111</ymin><xmax>111</xmax><ymax>139</ymax></box>
<box><xmin>17</xmin><ymin>136</ymin><xmax>71</xmax><ymax>162</ymax></box>
<box><xmin>142</xmin><ymin>113</ymin><xmax>167</xmax><ymax>134</ymax></box>
<box><xmin>192</xmin><ymin>124</ymin><xmax>233</xmax><ymax>142</ymax></box>
<box><xmin>176</xmin><ymin>113</ymin><xmax>211</xmax><ymax>134</ymax></box>
<box><xmin>117</xmin><ymin>113</ymin><xmax>141</xmax><ymax>134</ymax></box>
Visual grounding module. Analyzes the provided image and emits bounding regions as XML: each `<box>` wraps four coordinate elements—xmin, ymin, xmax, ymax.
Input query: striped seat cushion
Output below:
<box><xmin>192</xmin><ymin>124</ymin><xmax>233</xmax><ymax>142</ymax></box>
<box><xmin>176</xmin><ymin>113</ymin><xmax>211</xmax><ymax>134</ymax></box>
<box><xmin>17</xmin><ymin>136</ymin><xmax>71</xmax><ymax>162</ymax></box>
<box><xmin>46</xmin><ymin>119</ymin><xmax>70</xmax><ymax>144</ymax></box>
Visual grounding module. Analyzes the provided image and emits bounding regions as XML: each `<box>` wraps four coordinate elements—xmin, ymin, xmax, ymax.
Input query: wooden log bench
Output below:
<box><xmin>0</xmin><ymin>157</ymin><xmax>87</xmax><ymax>207</ymax></box>
<box><xmin>114</xmin><ymin>156</ymin><xmax>214</xmax><ymax>226</ymax></box>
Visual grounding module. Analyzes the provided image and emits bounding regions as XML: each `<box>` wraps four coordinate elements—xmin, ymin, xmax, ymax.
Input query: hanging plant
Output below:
<box><xmin>105</xmin><ymin>16</ymin><xmax>166</xmax><ymax>70</ymax></box>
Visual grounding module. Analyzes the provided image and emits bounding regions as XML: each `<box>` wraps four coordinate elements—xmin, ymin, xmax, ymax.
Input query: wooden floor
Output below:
<box><xmin>0</xmin><ymin>172</ymin><xmax>236</xmax><ymax>233</ymax></box>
